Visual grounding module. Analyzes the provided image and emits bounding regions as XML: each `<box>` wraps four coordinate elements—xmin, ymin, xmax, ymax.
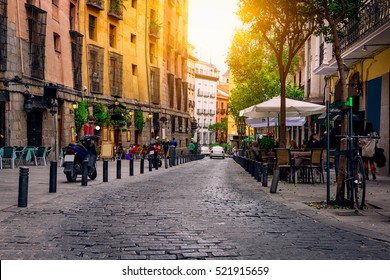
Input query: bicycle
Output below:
<box><xmin>337</xmin><ymin>135</ymin><xmax>379</xmax><ymax>209</ymax></box>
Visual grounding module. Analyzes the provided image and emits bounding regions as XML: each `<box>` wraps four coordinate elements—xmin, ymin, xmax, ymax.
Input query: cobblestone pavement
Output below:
<box><xmin>0</xmin><ymin>158</ymin><xmax>389</xmax><ymax>260</ymax></box>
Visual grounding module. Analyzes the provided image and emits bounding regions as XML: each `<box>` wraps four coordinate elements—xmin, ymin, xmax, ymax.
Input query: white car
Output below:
<box><xmin>210</xmin><ymin>146</ymin><xmax>225</xmax><ymax>159</ymax></box>
<box><xmin>200</xmin><ymin>146</ymin><xmax>210</xmax><ymax>156</ymax></box>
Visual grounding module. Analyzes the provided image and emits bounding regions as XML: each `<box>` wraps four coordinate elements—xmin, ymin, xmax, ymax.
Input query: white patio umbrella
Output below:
<box><xmin>246</xmin><ymin>116</ymin><xmax>306</xmax><ymax>128</ymax></box>
<box><xmin>239</xmin><ymin>96</ymin><xmax>326</xmax><ymax>118</ymax></box>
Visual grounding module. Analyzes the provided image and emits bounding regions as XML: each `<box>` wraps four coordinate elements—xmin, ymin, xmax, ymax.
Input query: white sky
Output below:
<box><xmin>188</xmin><ymin>0</ymin><xmax>241</xmax><ymax>74</ymax></box>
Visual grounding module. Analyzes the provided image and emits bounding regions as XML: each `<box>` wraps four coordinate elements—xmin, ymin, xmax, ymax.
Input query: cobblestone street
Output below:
<box><xmin>0</xmin><ymin>158</ymin><xmax>389</xmax><ymax>259</ymax></box>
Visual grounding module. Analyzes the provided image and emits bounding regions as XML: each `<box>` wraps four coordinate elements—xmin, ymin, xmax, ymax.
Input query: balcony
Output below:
<box><xmin>149</xmin><ymin>20</ymin><xmax>161</xmax><ymax>39</ymax></box>
<box><xmin>108</xmin><ymin>1</ymin><xmax>123</xmax><ymax>20</ymax></box>
<box><xmin>87</xmin><ymin>0</ymin><xmax>105</xmax><ymax>10</ymax></box>
<box><xmin>315</xmin><ymin>0</ymin><xmax>390</xmax><ymax>75</ymax></box>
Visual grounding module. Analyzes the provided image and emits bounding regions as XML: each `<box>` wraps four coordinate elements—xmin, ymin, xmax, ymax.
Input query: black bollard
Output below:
<box><xmin>117</xmin><ymin>158</ymin><xmax>121</xmax><ymax>179</ymax></box>
<box><xmin>49</xmin><ymin>161</ymin><xmax>57</xmax><ymax>193</ymax></box>
<box><xmin>129</xmin><ymin>158</ymin><xmax>134</xmax><ymax>176</ymax></box>
<box><xmin>262</xmin><ymin>163</ymin><xmax>268</xmax><ymax>187</ymax></box>
<box><xmin>148</xmin><ymin>158</ymin><xmax>152</xmax><ymax>172</ymax></box>
<box><xmin>164</xmin><ymin>157</ymin><xmax>168</xmax><ymax>169</ymax></box>
<box><xmin>103</xmin><ymin>159</ymin><xmax>108</xmax><ymax>182</ymax></box>
<box><xmin>140</xmin><ymin>158</ymin><xmax>144</xmax><ymax>174</ymax></box>
<box><xmin>176</xmin><ymin>156</ymin><xmax>179</xmax><ymax>165</ymax></box>
<box><xmin>18</xmin><ymin>167</ymin><xmax>29</xmax><ymax>207</ymax></box>
<box><xmin>155</xmin><ymin>157</ymin><xmax>159</xmax><ymax>170</ymax></box>
<box><xmin>81</xmin><ymin>160</ymin><xmax>88</xmax><ymax>186</ymax></box>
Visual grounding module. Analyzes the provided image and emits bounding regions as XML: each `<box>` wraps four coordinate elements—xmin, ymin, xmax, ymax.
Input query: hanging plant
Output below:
<box><xmin>74</xmin><ymin>100</ymin><xmax>88</xmax><ymax>133</ymax></box>
<box><xmin>93</xmin><ymin>103</ymin><xmax>108</xmax><ymax>127</ymax></box>
<box><xmin>134</xmin><ymin>110</ymin><xmax>144</xmax><ymax>133</ymax></box>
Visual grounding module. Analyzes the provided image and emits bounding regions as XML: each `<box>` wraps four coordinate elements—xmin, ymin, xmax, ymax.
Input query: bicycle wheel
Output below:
<box><xmin>353</xmin><ymin>156</ymin><xmax>366</xmax><ymax>209</ymax></box>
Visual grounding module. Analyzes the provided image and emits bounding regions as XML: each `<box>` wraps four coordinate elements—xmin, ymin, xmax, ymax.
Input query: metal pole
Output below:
<box><xmin>148</xmin><ymin>157</ymin><xmax>152</xmax><ymax>171</ymax></box>
<box><xmin>326</xmin><ymin>100</ymin><xmax>330</xmax><ymax>205</ymax></box>
<box><xmin>140</xmin><ymin>158</ymin><xmax>144</xmax><ymax>174</ymax></box>
<box><xmin>49</xmin><ymin>161</ymin><xmax>57</xmax><ymax>193</ymax></box>
<box><xmin>103</xmin><ymin>159</ymin><xmax>108</xmax><ymax>182</ymax></box>
<box><xmin>81</xmin><ymin>160</ymin><xmax>88</xmax><ymax>186</ymax></box>
<box><xmin>18</xmin><ymin>167</ymin><xmax>29</xmax><ymax>207</ymax></box>
<box><xmin>117</xmin><ymin>158</ymin><xmax>121</xmax><ymax>179</ymax></box>
<box><xmin>129</xmin><ymin>158</ymin><xmax>134</xmax><ymax>176</ymax></box>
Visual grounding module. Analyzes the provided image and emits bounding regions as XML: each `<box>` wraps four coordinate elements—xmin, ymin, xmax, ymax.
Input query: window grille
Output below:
<box><xmin>70</xmin><ymin>30</ymin><xmax>83</xmax><ymax>91</ymax></box>
<box><xmin>150</xmin><ymin>67</ymin><xmax>160</xmax><ymax>105</ymax></box>
<box><xmin>88</xmin><ymin>15</ymin><xmax>96</xmax><ymax>40</ymax></box>
<box><xmin>168</xmin><ymin>73</ymin><xmax>174</xmax><ymax>108</ymax></box>
<box><xmin>178</xmin><ymin>117</ymin><xmax>183</xmax><ymax>133</ymax></box>
<box><xmin>88</xmin><ymin>44</ymin><xmax>104</xmax><ymax>94</ymax></box>
<box><xmin>26</xmin><ymin>3</ymin><xmax>47</xmax><ymax>80</ymax></box>
<box><xmin>0</xmin><ymin>0</ymin><xmax>7</xmax><ymax>72</ymax></box>
<box><xmin>175</xmin><ymin>77</ymin><xmax>182</xmax><ymax>110</ymax></box>
<box><xmin>171</xmin><ymin>115</ymin><xmax>175</xmax><ymax>133</ymax></box>
<box><xmin>109</xmin><ymin>52</ymin><xmax>123</xmax><ymax>97</ymax></box>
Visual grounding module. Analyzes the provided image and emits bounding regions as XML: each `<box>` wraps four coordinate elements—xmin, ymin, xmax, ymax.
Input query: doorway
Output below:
<box><xmin>27</xmin><ymin>111</ymin><xmax>43</xmax><ymax>146</ymax></box>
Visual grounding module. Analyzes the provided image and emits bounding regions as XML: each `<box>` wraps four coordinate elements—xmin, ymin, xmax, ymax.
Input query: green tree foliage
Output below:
<box><xmin>227</xmin><ymin>27</ymin><xmax>303</xmax><ymax>121</ymax></box>
<box><xmin>237</xmin><ymin>0</ymin><xmax>316</xmax><ymax>148</ymax></box>
<box><xmin>74</xmin><ymin>100</ymin><xmax>88</xmax><ymax>133</ymax></box>
<box><xmin>208</xmin><ymin>117</ymin><xmax>228</xmax><ymax>143</ymax></box>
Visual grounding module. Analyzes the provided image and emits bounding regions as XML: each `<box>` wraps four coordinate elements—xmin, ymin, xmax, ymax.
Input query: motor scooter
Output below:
<box><xmin>63</xmin><ymin>134</ymin><xmax>98</xmax><ymax>182</ymax></box>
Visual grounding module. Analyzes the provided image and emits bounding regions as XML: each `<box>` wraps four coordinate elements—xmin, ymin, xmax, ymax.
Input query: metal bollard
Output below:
<box><xmin>117</xmin><ymin>158</ymin><xmax>121</xmax><ymax>179</ymax></box>
<box><xmin>140</xmin><ymin>158</ymin><xmax>144</xmax><ymax>174</ymax></box>
<box><xmin>49</xmin><ymin>161</ymin><xmax>57</xmax><ymax>193</ymax></box>
<box><xmin>18</xmin><ymin>167</ymin><xmax>29</xmax><ymax>207</ymax></box>
<box><xmin>103</xmin><ymin>159</ymin><xmax>108</xmax><ymax>182</ymax></box>
<box><xmin>81</xmin><ymin>160</ymin><xmax>88</xmax><ymax>186</ymax></box>
<box><xmin>148</xmin><ymin>158</ymin><xmax>152</xmax><ymax>171</ymax></box>
<box><xmin>176</xmin><ymin>156</ymin><xmax>179</xmax><ymax>165</ymax></box>
<box><xmin>262</xmin><ymin>163</ymin><xmax>268</xmax><ymax>187</ymax></box>
<box><xmin>155</xmin><ymin>157</ymin><xmax>159</xmax><ymax>170</ymax></box>
<box><xmin>164</xmin><ymin>157</ymin><xmax>168</xmax><ymax>169</ymax></box>
<box><xmin>129</xmin><ymin>158</ymin><xmax>134</xmax><ymax>176</ymax></box>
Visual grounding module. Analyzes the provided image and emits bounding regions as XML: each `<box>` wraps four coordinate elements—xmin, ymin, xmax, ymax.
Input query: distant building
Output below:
<box><xmin>193</xmin><ymin>60</ymin><xmax>220</xmax><ymax>145</ymax></box>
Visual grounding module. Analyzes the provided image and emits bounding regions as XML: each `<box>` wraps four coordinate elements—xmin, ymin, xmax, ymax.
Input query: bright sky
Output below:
<box><xmin>188</xmin><ymin>0</ymin><xmax>241</xmax><ymax>74</ymax></box>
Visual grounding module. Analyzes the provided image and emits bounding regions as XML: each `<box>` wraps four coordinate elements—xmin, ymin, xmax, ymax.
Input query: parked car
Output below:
<box><xmin>210</xmin><ymin>146</ymin><xmax>225</xmax><ymax>159</ymax></box>
<box><xmin>200</xmin><ymin>146</ymin><xmax>210</xmax><ymax>156</ymax></box>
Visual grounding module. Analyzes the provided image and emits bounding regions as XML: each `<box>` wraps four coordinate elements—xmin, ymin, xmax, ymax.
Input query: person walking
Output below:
<box><xmin>361</xmin><ymin>122</ymin><xmax>378</xmax><ymax>180</ymax></box>
<box><xmin>189</xmin><ymin>141</ymin><xmax>196</xmax><ymax>155</ymax></box>
<box><xmin>169</xmin><ymin>137</ymin><xmax>177</xmax><ymax>166</ymax></box>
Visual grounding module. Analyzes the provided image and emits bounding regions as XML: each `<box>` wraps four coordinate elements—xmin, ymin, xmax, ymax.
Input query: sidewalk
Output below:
<box><xmin>259</xmin><ymin>171</ymin><xmax>390</xmax><ymax>242</ymax></box>
<box><xmin>0</xmin><ymin>158</ymin><xmax>389</xmax><ymax>243</ymax></box>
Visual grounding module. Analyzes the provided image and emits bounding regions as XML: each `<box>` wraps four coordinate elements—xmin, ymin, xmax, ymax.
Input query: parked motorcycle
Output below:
<box><xmin>62</xmin><ymin>134</ymin><xmax>98</xmax><ymax>182</ymax></box>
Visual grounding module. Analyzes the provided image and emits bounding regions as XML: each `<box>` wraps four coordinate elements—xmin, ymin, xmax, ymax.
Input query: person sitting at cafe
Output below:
<box><xmin>307</xmin><ymin>133</ymin><xmax>321</xmax><ymax>149</ymax></box>
<box><xmin>289</xmin><ymin>139</ymin><xmax>299</xmax><ymax>150</ymax></box>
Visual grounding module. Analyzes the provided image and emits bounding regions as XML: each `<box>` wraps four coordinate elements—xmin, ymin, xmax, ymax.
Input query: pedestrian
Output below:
<box><xmin>162</xmin><ymin>136</ymin><xmax>169</xmax><ymax>158</ymax></box>
<box><xmin>361</xmin><ymin>122</ymin><xmax>378</xmax><ymax>180</ymax></box>
<box><xmin>189</xmin><ymin>141</ymin><xmax>196</xmax><ymax>155</ymax></box>
<box><xmin>169</xmin><ymin>137</ymin><xmax>177</xmax><ymax>165</ymax></box>
<box><xmin>289</xmin><ymin>139</ymin><xmax>299</xmax><ymax>150</ymax></box>
<box><xmin>320</xmin><ymin>131</ymin><xmax>327</xmax><ymax>148</ymax></box>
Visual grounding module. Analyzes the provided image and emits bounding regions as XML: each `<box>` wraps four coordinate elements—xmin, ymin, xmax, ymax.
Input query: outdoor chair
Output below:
<box><xmin>274</xmin><ymin>148</ymin><xmax>295</xmax><ymax>183</ymax></box>
<box><xmin>1</xmin><ymin>146</ymin><xmax>15</xmax><ymax>168</ymax></box>
<box><xmin>35</xmin><ymin>146</ymin><xmax>47</xmax><ymax>166</ymax></box>
<box><xmin>14</xmin><ymin>146</ymin><xmax>25</xmax><ymax>166</ymax></box>
<box><xmin>301</xmin><ymin>148</ymin><xmax>324</xmax><ymax>184</ymax></box>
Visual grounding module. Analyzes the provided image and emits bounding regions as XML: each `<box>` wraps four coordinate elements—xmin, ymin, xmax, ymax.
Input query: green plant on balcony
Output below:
<box><xmin>149</xmin><ymin>20</ymin><xmax>162</xmax><ymax>37</ymax></box>
<box><xmin>259</xmin><ymin>136</ymin><xmax>275</xmax><ymax>151</ymax></box>
<box><xmin>134</xmin><ymin>111</ymin><xmax>145</xmax><ymax>133</ymax></box>
<box><xmin>74</xmin><ymin>100</ymin><xmax>88</xmax><ymax>133</ymax></box>
<box><xmin>109</xmin><ymin>0</ymin><xmax>127</xmax><ymax>15</ymax></box>
<box><xmin>93</xmin><ymin>103</ymin><xmax>108</xmax><ymax>127</ymax></box>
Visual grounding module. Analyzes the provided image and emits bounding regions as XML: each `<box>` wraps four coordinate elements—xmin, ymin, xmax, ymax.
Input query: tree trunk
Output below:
<box><xmin>332</xmin><ymin>28</ymin><xmax>348</xmax><ymax>203</ymax></box>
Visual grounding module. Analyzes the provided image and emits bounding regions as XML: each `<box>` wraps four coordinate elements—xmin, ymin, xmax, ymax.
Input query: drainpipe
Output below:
<box><xmin>16</xmin><ymin>0</ymin><xmax>24</xmax><ymax>74</ymax></box>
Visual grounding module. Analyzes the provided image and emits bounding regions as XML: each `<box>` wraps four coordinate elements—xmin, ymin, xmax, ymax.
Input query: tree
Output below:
<box><xmin>208</xmin><ymin>117</ymin><xmax>228</xmax><ymax>143</ymax></box>
<box><xmin>301</xmin><ymin>0</ymin><xmax>364</xmax><ymax>202</ymax></box>
<box><xmin>237</xmin><ymin>0</ymin><xmax>316</xmax><ymax>148</ymax></box>
<box><xmin>226</xmin><ymin>28</ymin><xmax>281</xmax><ymax>119</ymax></box>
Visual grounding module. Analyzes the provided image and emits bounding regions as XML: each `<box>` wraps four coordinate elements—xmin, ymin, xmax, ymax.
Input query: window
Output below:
<box><xmin>131</xmin><ymin>33</ymin><xmax>136</xmax><ymax>43</ymax></box>
<box><xmin>70</xmin><ymin>3</ymin><xmax>76</xmax><ymax>30</ymax></box>
<box><xmin>149</xmin><ymin>43</ymin><xmax>155</xmax><ymax>64</ymax></box>
<box><xmin>132</xmin><ymin>64</ymin><xmax>137</xmax><ymax>76</ymax></box>
<box><xmin>52</xmin><ymin>0</ymin><xmax>59</xmax><ymax>20</ymax></box>
<box><xmin>109</xmin><ymin>52</ymin><xmax>123</xmax><ymax>97</ymax></box>
<box><xmin>0</xmin><ymin>0</ymin><xmax>7</xmax><ymax>71</ymax></box>
<box><xmin>132</xmin><ymin>0</ymin><xmax>137</xmax><ymax>8</ymax></box>
<box><xmin>88</xmin><ymin>15</ymin><xmax>97</xmax><ymax>40</ymax></box>
<box><xmin>53</xmin><ymin>33</ymin><xmax>61</xmax><ymax>52</ymax></box>
<box><xmin>88</xmin><ymin>45</ymin><xmax>104</xmax><ymax>94</ymax></box>
<box><xmin>109</xmin><ymin>24</ymin><xmax>116</xmax><ymax>48</ymax></box>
